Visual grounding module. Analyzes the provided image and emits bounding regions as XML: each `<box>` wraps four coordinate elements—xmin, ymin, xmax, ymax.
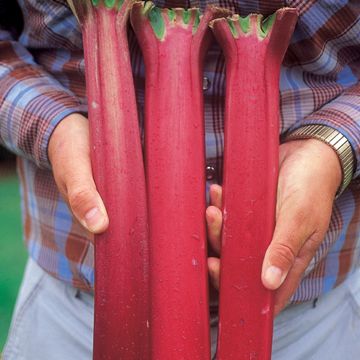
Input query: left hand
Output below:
<box><xmin>206</xmin><ymin>139</ymin><xmax>342</xmax><ymax>315</ymax></box>
<box><xmin>49</xmin><ymin>113</ymin><xmax>109</xmax><ymax>235</ymax></box>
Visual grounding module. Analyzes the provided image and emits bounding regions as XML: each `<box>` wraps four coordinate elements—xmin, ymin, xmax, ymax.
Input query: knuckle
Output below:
<box><xmin>68</xmin><ymin>187</ymin><xmax>95</xmax><ymax>213</ymax></box>
<box><xmin>293</xmin><ymin>256</ymin><xmax>310</xmax><ymax>274</ymax></box>
<box><xmin>304</xmin><ymin>231</ymin><xmax>324</xmax><ymax>252</ymax></box>
<box><xmin>270</xmin><ymin>242</ymin><xmax>297</xmax><ymax>269</ymax></box>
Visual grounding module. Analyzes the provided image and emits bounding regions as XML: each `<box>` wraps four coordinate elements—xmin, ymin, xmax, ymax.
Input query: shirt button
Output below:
<box><xmin>206</xmin><ymin>165</ymin><xmax>216</xmax><ymax>180</ymax></box>
<box><xmin>203</xmin><ymin>76</ymin><xmax>211</xmax><ymax>91</ymax></box>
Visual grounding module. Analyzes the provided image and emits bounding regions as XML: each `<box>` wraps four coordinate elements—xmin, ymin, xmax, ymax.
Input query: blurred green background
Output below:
<box><xmin>0</xmin><ymin>152</ymin><xmax>27</xmax><ymax>351</ymax></box>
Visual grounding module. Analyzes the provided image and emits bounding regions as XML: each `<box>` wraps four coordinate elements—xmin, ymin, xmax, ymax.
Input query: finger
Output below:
<box><xmin>208</xmin><ymin>257</ymin><xmax>220</xmax><ymax>290</ymax></box>
<box><xmin>273</xmin><ymin>260</ymin><xmax>304</xmax><ymax>316</ymax></box>
<box><xmin>206</xmin><ymin>205</ymin><xmax>222</xmax><ymax>255</ymax></box>
<box><xmin>210</xmin><ymin>184</ymin><xmax>223</xmax><ymax>208</ymax></box>
<box><xmin>261</xmin><ymin>196</ymin><xmax>315</xmax><ymax>290</ymax></box>
<box><xmin>49</xmin><ymin>114</ymin><xmax>109</xmax><ymax>234</ymax></box>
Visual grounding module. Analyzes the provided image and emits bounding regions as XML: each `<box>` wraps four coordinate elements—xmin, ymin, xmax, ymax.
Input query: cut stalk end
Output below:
<box><xmin>91</xmin><ymin>0</ymin><xmax>125</xmax><ymax>9</ymax></box>
<box><xmin>67</xmin><ymin>0</ymin><xmax>132</xmax><ymax>23</ymax></box>
<box><xmin>132</xmin><ymin>2</ymin><xmax>202</xmax><ymax>40</ymax></box>
<box><xmin>210</xmin><ymin>7</ymin><xmax>297</xmax><ymax>40</ymax></box>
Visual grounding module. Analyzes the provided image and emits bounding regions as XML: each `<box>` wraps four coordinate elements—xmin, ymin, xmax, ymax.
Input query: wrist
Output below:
<box><xmin>48</xmin><ymin>113</ymin><xmax>88</xmax><ymax>167</ymax></box>
<box><xmin>280</xmin><ymin>138</ymin><xmax>342</xmax><ymax>198</ymax></box>
<box><xmin>284</xmin><ymin>125</ymin><xmax>355</xmax><ymax>196</ymax></box>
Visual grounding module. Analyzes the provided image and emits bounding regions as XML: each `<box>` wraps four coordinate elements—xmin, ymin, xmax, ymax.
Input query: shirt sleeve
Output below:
<box><xmin>0</xmin><ymin>28</ymin><xmax>84</xmax><ymax>169</ymax></box>
<box><xmin>286</xmin><ymin>82</ymin><xmax>360</xmax><ymax>178</ymax></box>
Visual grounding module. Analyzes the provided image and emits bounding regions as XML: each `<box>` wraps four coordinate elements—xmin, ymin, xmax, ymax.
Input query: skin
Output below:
<box><xmin>206</xmin><ymin>139</ymin><xmax>342</xmax><ymax>315</ymax></box>
<box><xmin>49</xmin><ymin>114</ymin><xmax>342</xmax><ymax>315</ymax></box>
<box><xmin>48</xmin><ymin>113</ymin><xmax>109</xmax><ymax>235</ymax></box>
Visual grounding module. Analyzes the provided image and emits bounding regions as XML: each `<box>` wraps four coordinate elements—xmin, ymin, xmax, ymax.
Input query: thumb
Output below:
<box><xmin>66</xmin><ymin>177</ymin><xmax>108</xmax><ymax>234</ymax></box>
<box><xmin>49</xmin><ymin>113</ymin><xmax>109</xmax><ymax>234</ymax></box>
<box><xmin>261</xmin><ymin>195</ymin><xmax>314</xmax><ymax>290</ymax></box>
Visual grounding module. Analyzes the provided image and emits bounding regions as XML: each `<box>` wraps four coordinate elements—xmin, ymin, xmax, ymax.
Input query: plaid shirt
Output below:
<box><xmin>0</xmin><ymin>0</ymin><xmax>360</xmax><ymax>303</ymax></box>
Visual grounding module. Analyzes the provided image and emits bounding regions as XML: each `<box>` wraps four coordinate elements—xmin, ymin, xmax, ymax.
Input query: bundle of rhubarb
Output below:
<box><xmin>67</xmin><ymin>1</ymin><xmax>297</xmax><ymax>359</ymax></box>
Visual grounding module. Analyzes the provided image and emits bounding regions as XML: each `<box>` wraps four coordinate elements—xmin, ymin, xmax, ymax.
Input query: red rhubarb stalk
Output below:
<box><xmin>210</xmin><ymin>9</ymin><xmax>297</xmax><ymax>359</ymax></box>
<box><xmin>131</xmin><ymin>4</ymin><xmax>228</xmax><ymax>359</ymax></box>
<box><xmin>66</xmin><ymin>1</ymin><xmax>149</xmax><ymax>359</ymax></box>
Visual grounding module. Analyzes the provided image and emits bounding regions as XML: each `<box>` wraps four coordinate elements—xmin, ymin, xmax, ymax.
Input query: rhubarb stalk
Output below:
<box><xmin>131</xmin><ymin>4</ymin><xmax>229</xmax><ymax>359</ymax></box>
<box><xmin>66</xmin><ymin>1</ymin><xmax>149</xmax><ymax>359</ymax></box>
<box><xmin>210</xmin><ymin>9</ymin><xmax>297</xmax><ymax>359</ymax></box>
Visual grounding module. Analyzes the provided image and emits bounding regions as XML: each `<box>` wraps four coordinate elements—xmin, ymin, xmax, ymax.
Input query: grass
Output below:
<box><xmin>0</xmin><ymin>173</ymin><xmax>27</xmax><ymax>350</ymax></box>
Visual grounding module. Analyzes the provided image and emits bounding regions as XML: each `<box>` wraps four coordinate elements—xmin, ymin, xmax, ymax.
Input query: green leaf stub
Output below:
<box><xmin>148</xmin><ymin>6</ymin><xmax>166</xmax><ymax>40</ymax></box>
<box><xmin>90</xmin><ymin>0</ymin><xmax>125</xmax><ymax>9</ymax></box>
<box><xmin>140</xmin><ymin>3</ymin><xmax>202</xmax><ymax>40</ymax></box>
<box><xmin>238</xmin><ymin>15</ymin><xmax>250</xmax><ymax>34</ymax></box>
<box><xmin>227</xmin><ymin>18</ymin><xmax>237</xmax><ymax>37</ymax></box>
<box><xmin>226</xmin><ymin>12</ymin><xmax>277</xmax><ymax>39</ymax></box>
<box><xmin>259</xmin><ymin>13</ymin><xmax>276</xmax><ymax>38</ymax></box>
<box><xmin>168</xmin><ymin>8</ymin><xmax>176</xmax><ymax>22</ymax></box>
<box><xmin>182</xmin><ymin>9</ymin><xmax>191</xmax><ymax>24</ymax></box>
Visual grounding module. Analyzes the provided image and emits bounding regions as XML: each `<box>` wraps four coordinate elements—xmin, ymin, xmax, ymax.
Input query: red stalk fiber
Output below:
<box><xmin>210</xmin><ymin>9</ymin><xmax>297</xmax><ymax>359</ymax></box>
<box><xmin>131</xmin><ymin>3</ymin><xmax>229</xmax><ymax>359</ymax></box>
<box><xmin>67</xmin><ymin>1</ymin><xmax>149</xmax><ymax>359</ymax></box>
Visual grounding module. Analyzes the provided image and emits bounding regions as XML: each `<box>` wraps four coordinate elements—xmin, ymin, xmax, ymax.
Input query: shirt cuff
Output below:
<box><xmin>35</xmin><ymin>94</ymin><xmax>86</xmax><ymax>169</ymax></box>
<box><xmin>283</xmin><ymin>83</ymin><xmax>360</xmax><ymax>178</ymax></box>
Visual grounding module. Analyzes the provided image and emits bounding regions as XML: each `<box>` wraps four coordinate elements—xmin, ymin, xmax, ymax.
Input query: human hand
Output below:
<box><xmin>48</xmin><ymin>113</ymin><xmax>109</xmax><ymax>234</ymax></box>
<box><xmin>206</xmin><ymin>139</ymin><xmax>342</xmax><ymax>315</ymax></box>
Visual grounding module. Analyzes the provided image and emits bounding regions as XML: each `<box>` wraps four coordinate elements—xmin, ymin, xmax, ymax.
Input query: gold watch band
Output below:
<box><xmin>285</xmin><ymin>125</ymin><xmax>355</xmax><ymax>196</ymax></box>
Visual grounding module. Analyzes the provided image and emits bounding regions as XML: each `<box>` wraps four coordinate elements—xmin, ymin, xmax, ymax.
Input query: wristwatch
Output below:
<box><xmin>285</xmin><ymin>124</ymin><xmax>355</xmax><ymax>196</ymax></box>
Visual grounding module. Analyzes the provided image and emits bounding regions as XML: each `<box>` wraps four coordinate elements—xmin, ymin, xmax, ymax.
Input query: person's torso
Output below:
<box><xmin>17</xmin><ymin>0</ymin><xmax>360</xmax><ymax>301</ymax></box>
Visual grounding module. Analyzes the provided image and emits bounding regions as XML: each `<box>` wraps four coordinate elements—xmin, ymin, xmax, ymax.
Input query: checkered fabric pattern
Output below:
<box><xmin>0</xmin><ymin>0</ymin><xmax>360</xmax><ymax>302</ymax></box>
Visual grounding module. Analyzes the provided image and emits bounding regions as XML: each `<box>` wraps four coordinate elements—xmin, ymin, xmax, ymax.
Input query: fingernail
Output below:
<box><xmin>84</xmin><ymin>207</ymin><xmax>104</xmax><ymax>232</ymax></box>
<box><xmin>264</xmin><ymin>266</ymin><xmax>285</xmax><ymax>289</ymax></box>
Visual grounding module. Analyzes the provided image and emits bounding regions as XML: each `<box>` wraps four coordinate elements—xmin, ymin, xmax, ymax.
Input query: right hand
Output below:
<box><xmin>206</xmin><ymin>139</ymin><xmax>341</xmax><ymax>315</ymax></box>
<box><xmin>48</xmin><ymin>113</ymin><xmax>109</xmax><ymax>234</ymax></box>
